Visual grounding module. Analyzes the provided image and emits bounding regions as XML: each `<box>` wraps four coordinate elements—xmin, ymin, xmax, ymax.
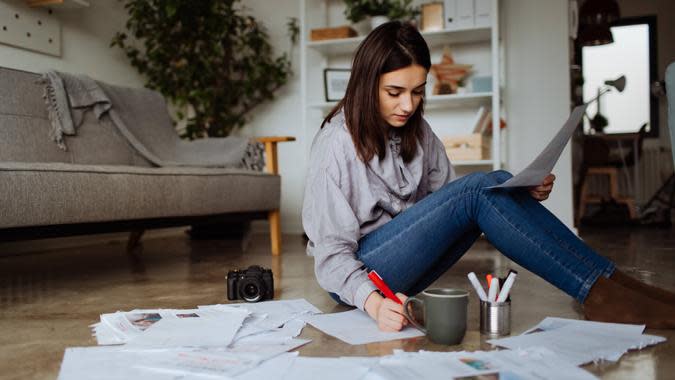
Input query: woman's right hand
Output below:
<box><xmin>364</xmin><ymin>291</ymin><xmax>409</xmax><ymax>332</ymax></box>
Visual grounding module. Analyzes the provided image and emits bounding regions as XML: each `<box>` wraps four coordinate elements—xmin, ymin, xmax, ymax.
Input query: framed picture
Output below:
<box><xmin>324</xmin><ymin>69</ymin><xmax>351</xmax><ymax>102</ymax></box>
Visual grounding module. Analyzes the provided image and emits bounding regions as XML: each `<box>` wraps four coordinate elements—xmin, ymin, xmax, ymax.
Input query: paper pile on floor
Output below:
<box><xmin>91</xmin><ymin>298</ymin><xmax>320</xmax><ymax>347</ymax></box>
<box><xmin>59</xmin><ymin>345</ymin><xmax>597</xmax><ymax>380</ymax></box>
<box><xmin>488</xmin><ymin>317</ymin><xmax>667</xmax><ymax>366</ymax></box>
<box><xmin>59</xmin><ymin>299</ymin><xmax>320</xmax><ymax>379</ymax></box>
<box><xmin>59</xmin><ymin>298</ymin><xmax>667</xmax><ymax>380</ymax></box>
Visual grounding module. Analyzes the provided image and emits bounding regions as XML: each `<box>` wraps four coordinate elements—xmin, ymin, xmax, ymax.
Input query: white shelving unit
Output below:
<box><xmin>300</xmin><ymin>0</ymin><xmax>503</xmax><ymax>171</ymax></box>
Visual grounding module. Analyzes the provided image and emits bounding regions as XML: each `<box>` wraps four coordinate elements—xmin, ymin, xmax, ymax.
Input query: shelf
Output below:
<box><xmin>308</xmin><ymin>92</ymin><xmax>492</xmax><ymax>111</ymax></box>
<box><xmin>426</xmin><ymin>92</ymin><xmax>492</xmax><ymax>109</ymax></box>
<box><xmin>307</xmin><ymin>26</ymin><xmax>491</xmax><ymax>55</ymax></box>
<box><xmin>26</xmin><ymin>0</ymin><xmax>89</xmax><ymax>8</ymax></box>
<box><xmin>301</xmin><ymin>0</ymin><xmax>502</xmax><ymax>170</ymax></box>
<box><xmin>451</xmin><ymin>159</ymin><xmax>494</xmax><ymax>167</ymax></box>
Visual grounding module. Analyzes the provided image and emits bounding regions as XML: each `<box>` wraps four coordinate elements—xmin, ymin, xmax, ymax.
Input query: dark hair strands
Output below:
<box><xmin>321</xmin><ymin>21</ymin><xmax>431</xmax><ymax>163</ymax></box>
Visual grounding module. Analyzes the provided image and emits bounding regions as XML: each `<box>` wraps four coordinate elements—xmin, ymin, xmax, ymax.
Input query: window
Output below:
<box><xmin>579</xmin><ymin>16</ymin><xmax>658</xmax><ymax>136</ymax></box>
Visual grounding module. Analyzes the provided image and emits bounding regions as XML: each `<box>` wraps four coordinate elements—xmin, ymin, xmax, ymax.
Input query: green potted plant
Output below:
<box><xmin>344</xmin><ymin>0</ymin><xmax>419</xmax><ymax>32</ymax></box>
<box><xmin>111</xmin><ymin>0</ymin><xmax>299</xmax><ymax>139</ymax></box>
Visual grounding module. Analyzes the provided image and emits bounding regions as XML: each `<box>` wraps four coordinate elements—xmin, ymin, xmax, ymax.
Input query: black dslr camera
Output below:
<box><xmin>227</xmin><ymin>265</ymin><xmax>274</xmax><ymax>302</ymax></box>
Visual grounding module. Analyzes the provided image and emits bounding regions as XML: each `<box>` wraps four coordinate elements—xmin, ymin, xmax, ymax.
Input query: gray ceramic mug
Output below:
<box><xmin>403</xmin><ymin>288</ymin><xmax>468</xmax><ymax>345</ymax></box>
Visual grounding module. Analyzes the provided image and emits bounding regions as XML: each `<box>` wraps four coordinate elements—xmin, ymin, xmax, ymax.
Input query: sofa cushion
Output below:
<box><xmin>0</xmin><ymin>162</ymin><xmax>280</xmax><ymax>228</ymax></box>
<box><xmin>65</xmin><ymin>111</ymin><xmax>137</xmax><ymax>166</ymax></box>
<box><xmin>0</xmin><ymin>114</ymin><xmax>70</xmax><ymax>163</ymax></box>
<box><xmin>0</xmin><ymin>67</ymin><xmax>149</xmax><ymax>166</ymax></box>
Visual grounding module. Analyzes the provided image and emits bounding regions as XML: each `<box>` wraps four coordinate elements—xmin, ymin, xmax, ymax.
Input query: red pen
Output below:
<box><xmin>486</xmin><ymin>274</ymin><xmax>493</xmax><ymax>289</ymax></box>
<box><xmin>368</xmin><ymin>270</ymin><xmax>402</xmax><ymax>304</ymax></box>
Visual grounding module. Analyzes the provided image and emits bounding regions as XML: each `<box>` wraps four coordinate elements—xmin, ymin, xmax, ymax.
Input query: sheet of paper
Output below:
<box><xmin>233</xmin><ymin>319</ymin><xmax>307</xmax><ymax>345</ymax></box>
<box><xmin>235</xmin><ymin>352</ymin><xmax>298</xmax><ymax>380</ymax></box>
<box><xmin>303</xmin><ymin>309</ymin><xmax>424</xmax><ymax>345</ymax></box>
<box><xmin>488</xmin><ymin>323</ymin><xmax>666</xmax><ymax>366</ymax></box>
<box><xmin>489</xmin><ymin>104</ymin><xmax>588</xmax><ymax>188</ymax></box>
<box><xmin>280</xmin><ymin>357</ymin><xmax>373</xmax><ymax>380</ymax></box>
<box><xmin>127</xmin><ymin>308</ymin><xmax>249</xmax><ymax>347</ymax></box>
<box><xmin>137</xmin><ymin>350</ymin><xmax>270</xmax><ymax>378</ymax></box>
<box><xmin>60</xmin><ymin>341</ymin><xmax>311</xmax><ymax>380</ymax></box>
<box><xmin>93</xmin><ymin>308</ymin><xmax>202</xmax><ymax>345</ymax></box>
<box><xmin>227</xmin><ymin>338</ymin><xmax>311</xmax><ymax>355</ymax></box>
<box><xmin>521</xmin><ymin>317</ymin><xmax>645</xmax><ymax>336</ymax></box>
<box><xmin>370</xmin><ymin>348</ymin><xmax>598</xmax><ymax>380</ymax></box>
<box><xmin>138</xmin><ymin>339</ymin><xmax>311</xmax><ymax>379</ymax></box>
<box><xmin>58</xmin><ymin>347</ymin><xmax>204</xmax><ymax>380</ymax></box>
<box><xmin>519</xmin><ymin>318</ymin><xmax>665</xmax><ymax>363</ymax></box>
<box><xmin>201</xmin><ymin>299</ymin><xmax>322</xmax><ymax>330</ymax></box>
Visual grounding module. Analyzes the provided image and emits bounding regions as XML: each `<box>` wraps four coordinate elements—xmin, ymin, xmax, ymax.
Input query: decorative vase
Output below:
<box><xmin>353</xmin><ymin>19</ymin><xmax>371</xmax><ymax>36</ymax></box>
<box><xmin>370</xmin><ymin>15</ymin><xmax>390</xmax><ymax>30</ymax></box>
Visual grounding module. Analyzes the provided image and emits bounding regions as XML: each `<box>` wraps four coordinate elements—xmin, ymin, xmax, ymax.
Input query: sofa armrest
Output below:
<box><xmin>254</xmin><ymin>136</ymin><xmax>296</xmax><ymax>175</ymax></box>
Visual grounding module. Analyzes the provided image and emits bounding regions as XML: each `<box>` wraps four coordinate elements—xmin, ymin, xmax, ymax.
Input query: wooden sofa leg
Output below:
<box><xmin>127</xmin><ymin>229</ymin><xmax>145</xmax><ymax>253</ymax></box>
<box><xmin>269</xmin><ymin>209</ymin><xmax>281</xmax><ymax>256</ymax></box>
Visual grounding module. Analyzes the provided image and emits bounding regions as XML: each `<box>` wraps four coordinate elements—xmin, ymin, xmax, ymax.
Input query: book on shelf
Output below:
<box><xmin>470</xmin><ymin>106</ymin><xmax>488</xmax><ymax>134</ymax></box>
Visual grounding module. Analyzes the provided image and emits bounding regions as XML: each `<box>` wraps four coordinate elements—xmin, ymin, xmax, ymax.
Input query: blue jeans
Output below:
<box><xmin>330</xmin><ymin>170</ymin><xmax>614</xmax><ymax>306</ymax></box>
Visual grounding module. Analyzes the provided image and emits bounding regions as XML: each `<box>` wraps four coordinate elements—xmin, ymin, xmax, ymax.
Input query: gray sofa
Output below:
<box><xmin>0</xmin><ymin>67</ymin><xmax>289</xmax><ymax>255</ymax></box>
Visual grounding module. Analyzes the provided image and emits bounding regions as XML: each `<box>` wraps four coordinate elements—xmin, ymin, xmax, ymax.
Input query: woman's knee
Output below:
<box><xmin>487</xmin><ymin>170</ymin><xmax>513</xmax><ymax>184</ymax></box>
<box><xmin>462</xmin><ymin>172</ymin><xmax>497</xmax><ymax>189</ymax></box>
<box><xmin>439</xmin><ymin>171</ymin><xmax>510</xmax><ymax>195</ymax></box>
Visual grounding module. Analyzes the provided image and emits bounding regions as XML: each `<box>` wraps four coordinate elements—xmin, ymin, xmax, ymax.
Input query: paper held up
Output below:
<box><xmin>488</xmin><ymin>104</ymin><xmax>588</xmax><ymax>189</ymax></box>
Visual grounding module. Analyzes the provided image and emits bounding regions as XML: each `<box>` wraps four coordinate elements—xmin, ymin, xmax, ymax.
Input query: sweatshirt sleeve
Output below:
<box><xmin>302</xmin><ymin>147</ymin><xmax>377</xmax><ymax>310</ymax></box>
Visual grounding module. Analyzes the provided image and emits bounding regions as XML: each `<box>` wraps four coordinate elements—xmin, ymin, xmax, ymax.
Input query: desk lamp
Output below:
<box><xmin>587</xmin><ymin>75</ymin><xmax>626</xmax><ymax>134</ymax></box>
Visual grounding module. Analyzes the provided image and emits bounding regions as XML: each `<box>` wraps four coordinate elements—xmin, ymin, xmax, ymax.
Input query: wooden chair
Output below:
<box><xmin>256</xmin><ymin>136</ymin><xmax>295</xmax><ymax>256</ymax></box>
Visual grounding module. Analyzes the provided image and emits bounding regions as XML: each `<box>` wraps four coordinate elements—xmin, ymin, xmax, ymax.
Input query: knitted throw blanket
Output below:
<box><xmin>40</xmin><ymin>70</ymin><xmax>111</xmax><ymax>151</ymax></box>
<box><xmin>39</xmin><ymin>70</ymin><xmax>258</xmax><ymax>169</ymax></box>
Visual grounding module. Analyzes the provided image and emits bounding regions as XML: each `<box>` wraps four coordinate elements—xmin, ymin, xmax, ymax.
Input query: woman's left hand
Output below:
<box><xmin>529</xmin><ymin>173</ymin><xmax>555</xmax><ymax>201</ymax></box>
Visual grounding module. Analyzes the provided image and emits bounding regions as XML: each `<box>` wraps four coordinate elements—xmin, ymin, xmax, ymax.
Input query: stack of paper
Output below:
<box><xmin>91</xmin><ymin>299</ymin><xmax>321</xmax><ymax>347</ymax></box>
<box><xmin>488</xmin><ymin>317</ymin><xmax>667</xmax><ymax>365</ymax></box>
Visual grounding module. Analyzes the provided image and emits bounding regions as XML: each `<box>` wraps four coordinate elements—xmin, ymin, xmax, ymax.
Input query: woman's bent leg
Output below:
<box><xmin>488</xmin><ymin>171</ymin><xmax>675</xmax><ymax>305</ymax></box>
<box><xmin>355</xmin><ymin>171</ymin><xmax>609</xmax><ymax>302</ymax></box>
<box><xmin>486</xmin><ymin>171</ymin><xmax>615</xmax><ymax>278</ymax></box>
<box><xmin>355</xmin><ymin>189</ymin><xmax>483</xmax><ymax>295</ymax></box>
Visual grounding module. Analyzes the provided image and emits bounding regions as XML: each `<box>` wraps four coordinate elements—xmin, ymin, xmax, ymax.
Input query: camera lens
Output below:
<box><xmin>244</xmin><ymin>283</ymin><xmax>258</xmax><ymax>297</ymax></box>
<box><xmin>239</xmin><ymin>279</ymin><xmax>264</xmax><ymax>302</ymax></box>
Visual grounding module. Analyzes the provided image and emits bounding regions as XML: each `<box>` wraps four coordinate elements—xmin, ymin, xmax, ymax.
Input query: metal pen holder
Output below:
<box><xmin>479</xmin><ymin>299</ymin><xmax>511</xmax><ymax>336</ymax></box>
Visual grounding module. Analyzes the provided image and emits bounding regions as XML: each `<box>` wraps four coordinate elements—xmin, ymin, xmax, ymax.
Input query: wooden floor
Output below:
<box><xmin>0</xmin><ymin>225</ymin><xmax>674</xmax><ymax>379</ymax></box>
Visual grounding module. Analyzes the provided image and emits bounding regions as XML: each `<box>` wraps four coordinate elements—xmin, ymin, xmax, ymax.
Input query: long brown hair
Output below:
<box><xmin>321</xmin><ymin>21</ymin><xmax>431</xmax><ymax>163</ymax></box>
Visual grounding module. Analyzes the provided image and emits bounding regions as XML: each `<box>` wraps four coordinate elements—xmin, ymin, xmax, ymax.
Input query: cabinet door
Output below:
<box><xmin>474</xmin><ymin>0</ymin><xmax>492</xmax><ymax>28</ymax></box>
<box><xmin>456</xmin><ymin>0</ymin><xmax>475</xmax><ymax>28</ymax></box>
<box><xmin>443</xmin><ymin>0</ymin><xmax>458</xmax><ymax>30</ymax></box>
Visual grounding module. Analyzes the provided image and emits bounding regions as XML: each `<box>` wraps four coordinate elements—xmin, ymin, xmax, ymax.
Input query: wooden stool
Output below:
<box><xmin>577</xmin><ymin>166</ymin><xmax>638</xmax><ymax>225</ymax></box>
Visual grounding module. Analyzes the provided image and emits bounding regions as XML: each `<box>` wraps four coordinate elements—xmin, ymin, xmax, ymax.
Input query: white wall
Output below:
<box><xmin>239</xmin><ymin>0</ymin><xmax>305</xmax><ymax>234</ymax></box>
<box><xmin>0</xmin><ymin>0</ymin><xmax>143</xmax><ymax>87</ymax></box>
<box><xmin>502</xmin><ymin>0</ymin><xmax>574</xmax><ymax>230</ymax></box>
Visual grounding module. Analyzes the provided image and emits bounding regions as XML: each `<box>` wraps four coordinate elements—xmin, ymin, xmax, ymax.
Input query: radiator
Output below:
<box><xmin>584</xmin><ymin>147</ymin><xmax>673</xmax><ymax>205</ymax></box>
